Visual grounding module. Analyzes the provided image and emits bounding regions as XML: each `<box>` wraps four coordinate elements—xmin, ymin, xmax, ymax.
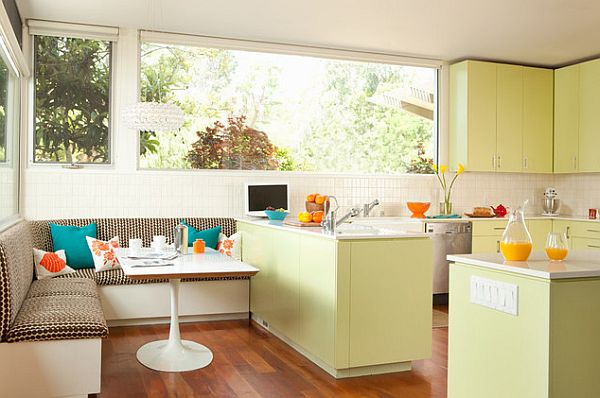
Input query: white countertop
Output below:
<box><xmin>448</xmin><ymin>252</ymin><xmax>600</xmax><ymax>280</ymax></box>
<box><xmin>351</xmin><ymin>215</ymin><xmax>600</xmax><ymax>223</ymax></box>
<box><xmin>236</xmin><ymin>218</ymin><xmax>429</xmax><ymax>240</ymax></box>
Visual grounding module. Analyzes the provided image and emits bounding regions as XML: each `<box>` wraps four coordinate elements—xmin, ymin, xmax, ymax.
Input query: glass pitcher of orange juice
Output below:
<box><xmin>545</xmin><ymin>232</ymin><xmax>569</xmax><ymax>261</ymax></box>
<box><xmin>500</xmin><ymin>203</ymin><xmax>533</xmax><ymax>261</ymax></box>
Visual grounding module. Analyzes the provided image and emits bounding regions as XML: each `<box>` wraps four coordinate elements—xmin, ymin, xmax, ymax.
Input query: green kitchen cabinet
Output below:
<box><xmin>238</xmin><ymin>220</ymin><xmax>432</xmax><ymax>378</ymax></box>
<box><xmin>554</xmin><ymin>65</ymin><xmax>580</xmax><ymax>173</ymax></box>
<box><xmin>523</xmin><ymin>67</ymin><xmax>554</xmax><ymax>173</ymax></box>
<box><xmin>449</xmin><ymin>262</ymin><xmax>600</xmax><ymax>397</ymax></box>
<box><xmin>449</xmin><ymin>60</ymin><xmax>497</xmax><ymax>172</ymax></box>
<box><xmin>578</xmin><ymin>59</ymin><xmax>600</xmax><ymax>172</ymax></box>
<box><xmin>472</xmin><ymin>236</ymin><xmax>501</xmax><ymax>254</ymax></box>
<box><xmin>528</xmin><ymin>219</ymin><xmax>553</xmax><ymax>251</ymax></box>
<box><xmin>450</xmin><ymin>60</ymin><xmax>553</xmax><ymax>173</ymax></box>
<box><xmin>496</xmin><ymin>64</ymin><xmax>523</xmax><ymax>172</ymax></box>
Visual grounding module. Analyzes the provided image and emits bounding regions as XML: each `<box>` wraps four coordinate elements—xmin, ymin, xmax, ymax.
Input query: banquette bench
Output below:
<box><xmin>0</xmin><ymin>217</ymin><xmax>247</xmax><ymax>398</ymax></box>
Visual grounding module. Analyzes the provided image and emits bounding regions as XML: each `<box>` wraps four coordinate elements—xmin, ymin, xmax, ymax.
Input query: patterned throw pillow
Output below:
<box><xmin>216</xmin><ymin>232</ymin><xmax>242</xmax><ymax>260</ymax></box>
<box><xmin>33</xmin><ymin>248</ymin><xmax>76</xmax><ymax>280</ymax></box>
<box><xmin>86</xmin><ymin>236</ymin><xmax>121</xmax><ymax>272</ymax></box>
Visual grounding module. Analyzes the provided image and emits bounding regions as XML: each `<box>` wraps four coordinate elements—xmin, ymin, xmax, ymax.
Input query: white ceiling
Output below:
<box><xmin>14</xmin><ymin>0</ymin><xmax>600</xmax><ymax>67</ymax></box>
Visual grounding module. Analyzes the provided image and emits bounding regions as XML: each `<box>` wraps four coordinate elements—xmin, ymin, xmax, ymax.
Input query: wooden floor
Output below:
<box><xmin>93</xmin><ymin>314</ymin><xmax>448</xmax><ymax>397</ymax></box>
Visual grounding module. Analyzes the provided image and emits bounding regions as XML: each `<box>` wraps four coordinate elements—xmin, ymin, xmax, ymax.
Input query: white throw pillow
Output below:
<box><xmin>216</xmin><ymin>232</ymin><xmax>242</xmax><ymax>260</ymax></box>
<box><xmin>33</xmin><ymin>248</ymin><xmax>76</xmax><ymax>280</ymax></box>
<box><xmin>86</xmin><ymin>236</ymin><xmax>121</xmax><ymax>272</ymax></box>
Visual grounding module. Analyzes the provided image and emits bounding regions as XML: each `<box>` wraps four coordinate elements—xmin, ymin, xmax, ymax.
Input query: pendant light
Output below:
<box><xmin>122</xmin><ymin>0</ymin><xmax>185</xmax><ymax>132</ymax></box>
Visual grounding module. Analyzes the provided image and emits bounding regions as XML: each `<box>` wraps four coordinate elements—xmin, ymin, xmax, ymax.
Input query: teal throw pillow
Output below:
<box><xmin>180</xmin><ymin>220</ymin><xmax>221</xmax><ymax>249</ymax></box>
<box><xmin>49</xmin><ymin>223</ymin><xmax>97</xmax><ymax>269</ymax></box>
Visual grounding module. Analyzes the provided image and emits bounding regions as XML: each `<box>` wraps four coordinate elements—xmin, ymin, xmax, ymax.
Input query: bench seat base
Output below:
<box><xmin>0</xmin><ymin>338</ymin><xmax>101</xmax><ymax>398</ymax></box>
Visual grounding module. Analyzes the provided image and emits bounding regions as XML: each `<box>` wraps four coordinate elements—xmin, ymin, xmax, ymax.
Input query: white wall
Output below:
<box><xmin>0</xmin><ymin>165</ymin><xmax>18</xmax><ymax>219</ymax></box>
<box><xmin>23</xmin><ymin>168</ymin><xmax>554</xmax><ymax>219</ymax></box>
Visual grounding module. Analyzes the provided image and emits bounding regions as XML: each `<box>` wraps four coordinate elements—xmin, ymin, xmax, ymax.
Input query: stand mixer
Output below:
<box><xmin>542</xmin><ymin>187</ymin><xmax>560</xmax><ymax>216</ymax></box>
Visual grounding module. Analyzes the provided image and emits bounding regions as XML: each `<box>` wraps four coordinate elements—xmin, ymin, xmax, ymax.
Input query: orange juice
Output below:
<box><xmin>193</xmin><ymin>239</ymin><xmax>205</xmax><ymax>254</ymax></box>
<box><xmin>545</xmin><ymin>247</ymin><xmax>568</xmax><ymax>261</ymax></box>
<box><xmin>500</xmin><ymin>241</ymin><xmax>532</xmax><ymax>261</ymax></box>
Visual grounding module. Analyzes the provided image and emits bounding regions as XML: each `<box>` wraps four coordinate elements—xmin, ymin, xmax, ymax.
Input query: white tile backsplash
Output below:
<box><xmin>23</xmin><ymin>168</ymin><xmax>565</xmax><ymax>220</ymax></box>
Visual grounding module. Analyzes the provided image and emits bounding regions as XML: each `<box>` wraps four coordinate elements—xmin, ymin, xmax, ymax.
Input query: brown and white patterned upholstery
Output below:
<box><xmin>0</xmin><ymin>217</ymin><xmax>242</xmax><ymax>343</ymax></box>
<box><xmin>30</xmin><ymin>218</ymin><xmax>237</xmax><ymax>252</ymax></box>
<box><xmin>0</xmin><ymin>222</ymin><xmax>34</xmax><ymax>341</ymax></box>
<box><xmin>6</xmin><ymin>278</ymin><xmax>108</xmax><ymax>343</ymax></box>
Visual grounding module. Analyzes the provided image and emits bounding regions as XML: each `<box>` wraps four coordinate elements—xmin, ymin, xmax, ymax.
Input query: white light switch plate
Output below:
<box><xmin>470</xmin><ymin>275</ymin><xmax>518</xmax><ymax>315</ymax></box>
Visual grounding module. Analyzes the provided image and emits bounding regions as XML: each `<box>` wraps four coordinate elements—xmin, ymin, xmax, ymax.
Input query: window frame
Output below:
<box><xmin>27</xmin><ymin>21</ymin><xmax>118</xmax><ymax>168</ymax></box>
<box><xmin>137</xmin><ymin>30</ymin><xmax>443</xmax><ymax>174</ymax></box>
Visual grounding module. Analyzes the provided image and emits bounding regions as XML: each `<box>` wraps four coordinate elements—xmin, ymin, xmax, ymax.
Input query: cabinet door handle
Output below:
<box><xmin>492</xmin><ymin>155</ymin><xmax>496</xmax><ymax>169</ymax></box>
<box><xmin>493</xmin><ymin>227</ymin><xmax>505</xmax><ymax>230</ymax></box>
<box><xmin>587</xmin><ymin>245</ymin><xmax>600</xmax><ymax>249</ymax></box>
<box><xmin>573</xmin><ymin>156</ymin><xmax>577</xmax><ymax>170</ymax></box>
<box><xmin>496</xmin><ymin>240</ymin><xmax>501</xmax><ymax>253</ymax></box>
<box><xmin>523</xmin><ymin>157</ymin><xmax>528</xmax><ymax>169</ymax></box>
<box><xmin>566</xmin><ymin>226</ymin><xmax>571</xmax><ymax>239</ymax></box>
<box><xmin>587</xmin><ymin>229</ymin><xmax>600</xmax><ymax>234</ymax></box>
<box><xmin>497</xmin><ymin>156</ymin><xmax>501</xmax><ymax>169</ymax></box>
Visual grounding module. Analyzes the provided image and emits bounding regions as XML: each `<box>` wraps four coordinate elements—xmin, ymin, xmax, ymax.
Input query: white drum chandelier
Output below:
<box><xmin>122</xmin><ymin>102</ymin><xmax>185</xmax><ymax>132</ymax></box>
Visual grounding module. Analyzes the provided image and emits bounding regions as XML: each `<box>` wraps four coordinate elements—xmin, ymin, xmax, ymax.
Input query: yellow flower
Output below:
<box><xmin>440</xmin><ymin>165</ymin><xmax>447</xmax><ymax>174</ymax></box>
<box><xmin>457</xmin><ymin>163</ymin><xmax>465</xmax><ymax>175</ymax></box>
<box><xmin>431</xmin><ymin>164</ymin><xmax>438</xmax><ymax>172</ymax></box>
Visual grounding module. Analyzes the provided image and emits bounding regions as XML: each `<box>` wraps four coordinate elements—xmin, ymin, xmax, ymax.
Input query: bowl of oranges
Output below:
<box><xmin>306</xmin><ymin>193</ymin><xmax>328</xmax><ymax>213</ymax></box>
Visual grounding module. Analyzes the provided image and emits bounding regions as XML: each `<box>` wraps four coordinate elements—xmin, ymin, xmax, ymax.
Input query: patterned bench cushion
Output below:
<box><xmin>56</xmin><ymin>267</ymin><xmax>250</xmax><ymax>285</ymax></box>
<box><xmin>7</xmin><ymin>278</ymin><xmax>108</xmax><ymax>343</ymax></box>
<box><xmin>0</xmin><ymin>222</ymin><xmax>34</xmax><ymax>341</ymax></box>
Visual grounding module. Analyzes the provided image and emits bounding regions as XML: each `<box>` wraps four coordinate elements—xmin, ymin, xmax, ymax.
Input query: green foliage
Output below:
<box><xmin>187</xmin><ymin>116</ymin><xmax>280</xmax><ymax>170</ymax></box>
<box><xmin>34</xmin><ymin>36</ymin><xmax>110</xmax><ymax>163</ymax></box>
<box><xmin>406</xmin><ymin>142</ymin><xmax>435</xmax><ymax>174</ymax></box>
<box><xmin>139</xmin><ymin>43</ymin><xmax>436</xmax><ymax>173</ymax></box>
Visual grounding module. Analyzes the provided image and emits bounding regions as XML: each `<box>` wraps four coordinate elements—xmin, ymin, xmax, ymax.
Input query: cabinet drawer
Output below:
<box><xmin>569</xmin><ymin>221</ymin><xmax>600</xmax><ymax>239</ymax></box>
<box><xmin>571</xmin><ymin>237</ymin><xmax>600</xmax><ymax>251</ymax></box>
<box><xmin>472</xmin><ymin>220</ymin><xmax>509</xmax><ymax>236</ymax></box>
<box><xmin>472</xmin><ymin>236</ymin><xmax>501</xmax><ymax>254</ymax></box>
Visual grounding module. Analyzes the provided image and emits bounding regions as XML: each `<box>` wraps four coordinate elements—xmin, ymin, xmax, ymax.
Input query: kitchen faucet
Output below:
<box><xmin>322</xmin><ymin>196</ymin><xmax>361</xmax><ymax>234</ymax></box>
<box><xmin>362</xmin><ymin>199</ymin><xmax>380</xmax><ymax>217</ymax></box>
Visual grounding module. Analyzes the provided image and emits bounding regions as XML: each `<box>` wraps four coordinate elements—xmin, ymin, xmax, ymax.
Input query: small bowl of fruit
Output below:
<box><xmin>306</xmin><ymin>193</ymin><xmax>328</xmax><ymax>213</ymax></box>
<box><xmin>264</xmin><ymin>207</ymin><xmax>288</xmax><ymax>221</ymax></box>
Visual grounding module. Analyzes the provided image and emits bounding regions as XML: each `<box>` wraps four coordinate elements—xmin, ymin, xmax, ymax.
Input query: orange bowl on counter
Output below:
<box><xmin>407</xmin><ymin>202</ymin><xmax>431</xmax><ymax>218</ymax></box>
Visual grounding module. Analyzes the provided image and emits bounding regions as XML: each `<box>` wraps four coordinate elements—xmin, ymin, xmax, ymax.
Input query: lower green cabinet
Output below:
<box><xmin>471</xmin><ymin>219</ymin><xmax>552</xmax><ymax>253</ymax></box>
<box><xmin>238</xmin><ymin>220</ymin><xmax>432</xmax><ymax>377</ymax></box>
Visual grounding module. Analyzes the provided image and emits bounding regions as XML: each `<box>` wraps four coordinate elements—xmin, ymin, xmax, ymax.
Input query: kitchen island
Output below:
<box><xmin>447</xmin><ymin>252</ymin><xmax>600</xmax><ymax>398</ymax></box>
<box><xmin>237</xmin><ymin>219</ymin><xmax>433</xmax><ymax>378</ymax></box>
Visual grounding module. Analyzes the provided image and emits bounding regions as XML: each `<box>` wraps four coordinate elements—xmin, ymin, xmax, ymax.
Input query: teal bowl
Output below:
<box><xmin>264</xmin><ymin>210</ymin><xmax>288</xmax><ymax>221</ymax></box>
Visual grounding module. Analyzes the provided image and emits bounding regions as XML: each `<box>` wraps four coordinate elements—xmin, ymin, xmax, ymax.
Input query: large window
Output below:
<box><xmin>139</xmin><ymin>41</ymin><xmax>437</xmax><ymax>173</ymax></box>
<box><xmin>0</xmin><ymin>36</ymin><xmax>20</xmax><ymax>226</ymax></box>
<box><xmin>33</xmin><ymin>35</ymin><xmax>111</xmax><ymax>164</ymax></box>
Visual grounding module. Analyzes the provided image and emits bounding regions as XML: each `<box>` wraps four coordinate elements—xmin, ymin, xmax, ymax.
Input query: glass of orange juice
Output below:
<box><xmin>545</xmin><ymin>232</ymin><xmax>569</xmax><ymax>261</ymax></box>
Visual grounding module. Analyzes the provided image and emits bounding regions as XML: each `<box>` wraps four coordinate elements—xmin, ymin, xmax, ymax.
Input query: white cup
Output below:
<box><xmin>129</xmin><ymin>238</ymin><xmax>142</xmax><ymax>256</ymax></box>
<box><xmin>152</xmin><ymin>235</ymin><xmax>167</xmax><ymax>252</ymax></box>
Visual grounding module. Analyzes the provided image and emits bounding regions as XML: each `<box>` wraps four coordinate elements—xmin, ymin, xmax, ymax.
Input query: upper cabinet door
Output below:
<box><xmin>450</xmin><ymin>61</ymin><xmax>497</xmax><ymax>172</ymax></box>
<box><xmin>554</xmin><ymin>65</ymin><xmax>579</xmax><ymax>173</ymax></box>
<box><xmin>466</xmin><ymin>61</ymin><xmax>497</xmax><ymax>172</ymax></box>
<box><xmin>578</xmin><ymin>59</ymin><xmax>600</xmax><ymax>172</ymax></box>
<box><xmin>496</xmin><ymin>64</ymin><xmax>523</xmax><ymax>172</ymax></box>
<box><xmin>522</xmin><ymin>67</ymin><xmax>554</xmax><ymax>173</ymax></box>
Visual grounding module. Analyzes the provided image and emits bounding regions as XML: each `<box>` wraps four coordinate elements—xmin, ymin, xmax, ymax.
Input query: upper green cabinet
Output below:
<box><xmin>554</xmin><ymin>58</ymin><xmax>600</xmax><ymax>173</ymax></box>
<box><xmin>554</xmin><ymin>65</ymin><xmax>580</xmax><ymax>173</ymax></box>
<box><xmin>450</xmin><ymin>60</ymin><xmax>554</xmax><ymax>173</ymax></box>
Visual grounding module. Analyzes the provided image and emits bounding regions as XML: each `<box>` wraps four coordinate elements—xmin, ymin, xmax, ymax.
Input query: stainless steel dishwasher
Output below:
<box><xmin>425</xmin><ymin>222</ymin><xmax>472</xmax><ymax>294</ymax></box>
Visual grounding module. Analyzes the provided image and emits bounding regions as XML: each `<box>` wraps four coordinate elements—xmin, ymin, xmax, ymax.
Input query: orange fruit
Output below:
<box><xmin>315</xmin><ymin>195</ymin><xmax>328</xmax><ymax>205</ymax></box>
<box><xmin>298</xmin><ymin>212</ymin><xmax>312</xmax><ymax>223</ymax></box>
<box><xmin>311</xmin><ymin>211</ymin><xmax>324</xmax><ymax>223</ymax></box>
<box><xmin>306</xmin><ymin>194</ymin><xmax>316</xmax><ymax>203</ymax></box>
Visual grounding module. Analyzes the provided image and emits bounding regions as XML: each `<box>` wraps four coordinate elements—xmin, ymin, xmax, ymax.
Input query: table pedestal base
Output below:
<box><xmin>136</xmin><ymin>339</ymin><xmax>213</xmax><ymax>372</ymax></box>
<box><xmin>136</xmin><ymin>278</ymin><xmax>213</xmax><ymax>372</ymax></box>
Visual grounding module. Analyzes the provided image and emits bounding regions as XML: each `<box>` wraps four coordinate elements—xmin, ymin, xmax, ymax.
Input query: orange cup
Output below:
<box><xmin>193</xmin><ymin>239</ymin><xmax>205</xmax><ymax>254</ymax></box>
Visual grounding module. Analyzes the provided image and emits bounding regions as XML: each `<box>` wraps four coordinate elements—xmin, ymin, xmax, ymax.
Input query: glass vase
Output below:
<box><xmin>439</xmin><ymin>201</ymin><xmax>453</xmax><ymax>216</ymax></box>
